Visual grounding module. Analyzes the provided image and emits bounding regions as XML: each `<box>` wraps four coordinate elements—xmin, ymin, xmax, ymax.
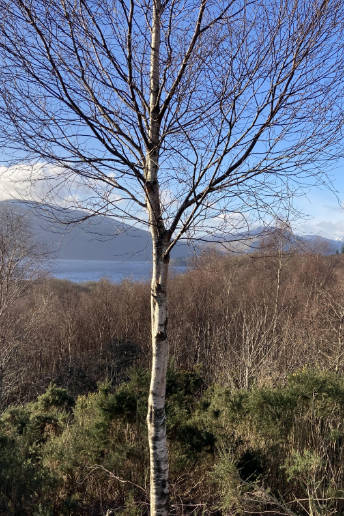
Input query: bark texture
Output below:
<box><xmin>146</xmin><ymin>2</ymin><xmax>170</xmax><ymax>513</ymax></box>
<box><xmin>147</xmin><ymin>247</ymin><xmax>169</xmax><ymax>515</ymax></box>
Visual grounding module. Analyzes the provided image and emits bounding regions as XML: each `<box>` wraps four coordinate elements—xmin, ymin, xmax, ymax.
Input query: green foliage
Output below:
<box><xmin>211</xmin><ymin>453</ymin><xmax>244</xmax><ymax>514</ymax></box>
<box><xmin>0</xmin><ymin>396</ymin><xmax>62</xmax><ymax>514</ymax></box>
<box><xmin>201</xmin><ymin>369</ymin><xmax>344</xmax><ymax>513</ymax></box>
<box><xmin>34</xmin><ymin>382</ymin><xmax>75</xmax><ymax>412</ymax></box>
<box><xmin>41</xmin><ymin>375</ymin><xmax>150</xmax><ymax>513</ymax></box>
<box><xmin>2</xmin><ymin>368</ymin><xmax>344</xmax><ymax>513</ymax></box>
<box><xmin>283</xmin><ymin>449</ymin><xmax>322</xmax><ymax>483</ymax></box>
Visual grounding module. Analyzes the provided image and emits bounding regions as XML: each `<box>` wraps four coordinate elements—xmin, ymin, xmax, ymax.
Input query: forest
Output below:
<box><xmin>1</xmin><ymin>238</ymin><xmax>344</xmax><ymax>515</ymax></box>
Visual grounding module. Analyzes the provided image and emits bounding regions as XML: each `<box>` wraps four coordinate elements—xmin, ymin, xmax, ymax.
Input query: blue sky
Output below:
<box><xmin>293</xmin><ymin>160</ymin><xmax>344</xmax><ymax>240</ymax></box>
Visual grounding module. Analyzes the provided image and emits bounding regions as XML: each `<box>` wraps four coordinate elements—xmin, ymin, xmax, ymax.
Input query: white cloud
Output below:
<box><xmin>294</xmin><ymin>219</ymin><xmax>344</xmax><ymax>240</ymax></box>
<box><xmin>0</xmin><ymin>163</ymin><xmax>71</xmax><ymax>203</ymax></box>
<box><xmin>0</xmin><ymin>163</ymin><xmax>146</xmax><ymax>227</ymax></box>
<box><xmin>0</xmin><ymin>164</ymin><xmax>36</xmax><ymax>201</ymax></box>
<box><xmin>0</xmin><ymin>163</ymin><xmax>107</xmax><ymax>208</ymax></box>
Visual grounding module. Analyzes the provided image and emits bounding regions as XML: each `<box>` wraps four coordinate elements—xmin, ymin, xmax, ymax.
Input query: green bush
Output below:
<box><xmin>2</xmin><ymin>368</ymin><xmax>344</xmax><ymax>514</ymax></box>
<box><xmin>0</xmin><ymin>388</ymin><xmax>67</xmax><ymax>514</ymax></box>
<box><xmin>202</xmin><ymin>369</ymin><xmax>344</xmax><ymax>513</ymax></box>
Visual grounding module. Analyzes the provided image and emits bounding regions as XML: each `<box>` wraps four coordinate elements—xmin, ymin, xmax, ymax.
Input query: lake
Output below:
<box><xmin>46</xmin><ymin>259</ymin><xmax>187</xmax><ymax>283</ymax></box>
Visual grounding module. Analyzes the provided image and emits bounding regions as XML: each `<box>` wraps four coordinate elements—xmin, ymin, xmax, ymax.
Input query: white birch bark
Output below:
<box><xmin>146</xmin><ymin>1</ymin><xmax>170</xmax><ymax>514</ymax></box>
<box><xmin>147</xmin><ymin>248</ymin><xmax>169</xmax><ymax>515</ymax></box>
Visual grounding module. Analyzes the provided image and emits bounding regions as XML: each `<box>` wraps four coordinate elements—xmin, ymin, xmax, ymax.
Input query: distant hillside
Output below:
<box><xmin>1</xmin><ymin>199</ymin><xmax>342</xmax><ymax>260</ymax></box>
<box><xmin>196</xmin><ymin>226</ymin><xmax>344</xmax><ymax>256</ymax></box>
<box><xmin>0</xmin><ymin>200</ymin><xmax>192</xmax><ymax>262</ymax></box>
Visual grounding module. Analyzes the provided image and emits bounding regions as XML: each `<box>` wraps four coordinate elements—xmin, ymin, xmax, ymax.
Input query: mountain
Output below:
<box><xmin>199</xmin><ymin>226</ymin><xmax>344</xmax><ymax>256</ymax></box>
<box><xmin>298</xmin><ymin>234</ymin><xmax>343</xmax><ymax>255</ymax></box>
<box><xmin>0</xmin><ymin>200</ymin><xmax>193</xmax><ymax>262</ymax></box>
<box><xmin>1</xmin><ymin>200</ymin><xmax>342</xmax><ymax>260</ymax></box>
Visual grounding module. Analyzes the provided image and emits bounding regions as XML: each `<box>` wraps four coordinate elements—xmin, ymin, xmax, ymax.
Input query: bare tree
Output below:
<box><xmin>0</xmin><ymin>204</ymin><xmax>42</xmax><ymax>404</ymax></box>
<box><xmin>0</xmin><ymin>0</ymin><xmax>344</xmax><ymax>512</ymax></box>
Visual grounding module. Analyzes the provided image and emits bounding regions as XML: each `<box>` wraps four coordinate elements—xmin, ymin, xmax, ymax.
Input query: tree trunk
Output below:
<box><xmin>146</xmin><ymin>2</ymin><xmax>169</xmax><ymax>512</ymax></box>
<box><xmin>147</xmin><ymin>240</ymin><xmax>169</xmax><ymax>515</ymax></box>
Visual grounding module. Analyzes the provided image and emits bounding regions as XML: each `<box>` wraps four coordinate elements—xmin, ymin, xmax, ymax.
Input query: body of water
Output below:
<box><xmin>46</xmin><ymin>259</ymin><xmax>186</xmax><ymax>283</ymax></box>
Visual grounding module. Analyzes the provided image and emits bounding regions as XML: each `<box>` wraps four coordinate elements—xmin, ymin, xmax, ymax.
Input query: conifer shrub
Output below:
<box><xmin>205</xmin><ymin>369</ymin><xmax>344</xmax><ymax>514</ymax></box>
<box><xmin>1</xmin><ymin>368</ymin><xmax>344</xmax><ymax>514</ymax></box>
<box><xmin>0</xmin><ymin>387</ymin><xmax>69</xmax><ymax>514</ymax></box>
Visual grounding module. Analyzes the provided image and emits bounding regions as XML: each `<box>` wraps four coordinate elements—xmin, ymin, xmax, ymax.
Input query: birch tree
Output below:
<box><xmin>0</xmin><ymin>0</ymin><xmax>344</xmax><ymax>512</ymax></box>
